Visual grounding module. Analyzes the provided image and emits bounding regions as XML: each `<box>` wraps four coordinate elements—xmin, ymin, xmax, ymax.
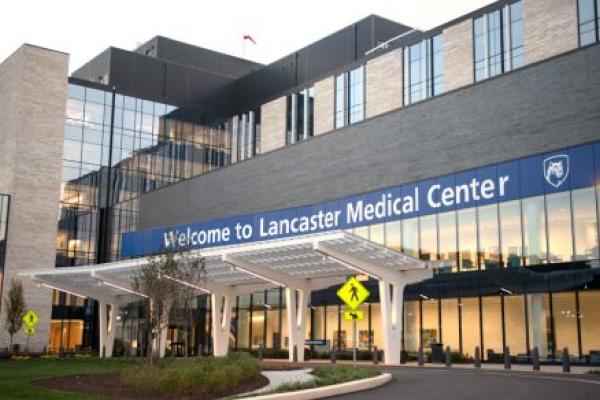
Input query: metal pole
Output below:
<box><xmin>353</xmin><ymin>319</ymin><xmax>357</xmax><ymax>367</ymax></box>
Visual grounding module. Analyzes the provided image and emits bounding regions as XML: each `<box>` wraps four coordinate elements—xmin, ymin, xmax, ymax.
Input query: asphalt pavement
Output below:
<box><xmin>331</xmin><ymin>367</ymin><xmax>600</xmax><ymax>400</ymax></box>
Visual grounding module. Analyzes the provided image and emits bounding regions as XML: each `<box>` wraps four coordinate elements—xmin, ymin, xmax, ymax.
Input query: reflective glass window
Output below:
<box><xmin>546</xmin><ymin>192</ymin><xmax>573</xmax><ymax>263</ymax></box>
<box><xmin>579</xmin><ymin>290</ymin><xmax>600</xmax><ymax>357</ymax></box>
<box><xmin>522</xmin><ymin>196</ymin><xmax>547</xmax><ymax>265</ymax></box>
<box><xmin>461</xmin><ymin>297</ymin><xmax>481</xmax><ymax>358</ymax></box>
<box><xmin>348</xmin><ymin>66</ymin><xmax>364</xmax><ymax>124</ymax></box>
<box><xmin>404</xmin><ymin>300</ymin><xmax>420</xmax><ymax>352</ymax></box>
<box><xmin>572</xmin><ymin>188</ymin><xmax>598</xmax><ymax>260</ymax></box>
<box><xmin>422</xmin><ymin>299</ymin><xmax>439</xmax><ymax>346</ymax></box>
<box><xmin>552</xmin><ymin>292</ymin><xmax>578</xmax><ymax>357</ymax></box>
<box><xmin>458</xmin><ymin>208</ymin><xmax>478</xmax><ymax>271</ymax></box>
<box><xmin>402</xmin><ymin>218</ymin><xmax>419</xmax><ymax>258</ymax></box>
<box><xmin>335</xmin><ymin>73</ymin><xmax>346</xmax><ymax>129</ymax></box>
<box><xmin>527</xmin><ymin>293</ymin><xmax>551</xmax><ymax>358</ymax></box>
<box><xmin>438</xmin><ymin>211</ymin><xmax>457</xmax><ymax>272</ymax></box>
<box><xmin>441</xmin><ymin>299</ymin><xmax>459</xmax><ymax>351</ymax></box>
<box><xmin>578</xmin><ymin>0</ymin><xmax>598</xmax><ymax>46</ymax></box>
<box><xmin>481</xmin><ymin>296</ymin><xmax>503</xmax><ymax>359</ymax></box>
<box><xmin>478</xmin><ymin>204</ymin><xmax>500</xmax><ymax>269</ymax></box>
<box><xmin>419</xmin><ymin>214</ymin><xmax>437</xmax><ymax>261</ymax></box>
<box><xmin>499</xmin><ymin>200</ymin><xmax>522</xmax><ymax>268</ymax></box>
<box><xmin>504</xmin><ymin>295</ymin><xmax>527</xmax><ymax>355</ymax></box>
<box><xmin>384</xmin><ymin>221</ymin><xmax>401</xmax><ymax>252</ymax></box>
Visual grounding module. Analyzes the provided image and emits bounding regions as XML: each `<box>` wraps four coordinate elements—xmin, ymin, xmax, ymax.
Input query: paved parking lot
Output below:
<box><xmin>332</xmin><ymin>367</ymin><xmax>600</xmax><ymax>400</ymax></box>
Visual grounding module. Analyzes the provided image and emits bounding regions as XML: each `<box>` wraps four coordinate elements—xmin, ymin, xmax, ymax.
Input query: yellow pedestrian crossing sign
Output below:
<box><xmin>23</xmin><ymin>310</ymin><xmax>39</xmax><ymax>329</ymax></box>
<box><xmin>344</xmin><ymin>310</ymin><xmax>364</xmax><ymax>321</ymax></box>
<box><xmin>24</xmin><ymin>326</ymin><xmax>36</xmax><ymax>336</ymax></box>
<box><xmin>337</xmin><ymin>276</ymin><xmax>370</xmax><ymax>310</ymax></box>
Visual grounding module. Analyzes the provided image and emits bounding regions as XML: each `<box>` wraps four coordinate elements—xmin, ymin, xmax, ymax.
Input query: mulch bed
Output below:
<box><xmin>33</xmin><ymin>372</ymin><xmax>269</xmax><ymax>400</ymax></box>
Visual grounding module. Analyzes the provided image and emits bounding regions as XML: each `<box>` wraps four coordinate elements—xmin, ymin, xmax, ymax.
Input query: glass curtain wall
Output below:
<box><xmin>474</xmin><ymin>1</ymin><xmax>524</xmax><ymax>81</ymax></box>
<box><xmin>236</xmin><ymin>109</ymin><xmax>260</xmax><ymax>161</ymax></box>
<box><xmin>335</xmin><ymin>66</ymin><xmax>365</xmax><ymax>128</ymax></box>
<box><xmin>403</xmin><ymin>34</ymin><xmax>444</xmax><ymax>105</ymax></box>
<box><xmin>578</xmin><ymin>0</ymin><xmax>600</xmax><ymax>46</ymax></box>
<box><xmin>286</xmin><ymin>87</ymin><xmax>315</xmax><ymax>144</ymax></box>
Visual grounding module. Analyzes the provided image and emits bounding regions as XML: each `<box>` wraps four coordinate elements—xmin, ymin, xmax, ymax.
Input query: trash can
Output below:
<box><xmin>430</xmin><ymin>343</ymin><xmax>444</xmax><ymax>363</ymax></box>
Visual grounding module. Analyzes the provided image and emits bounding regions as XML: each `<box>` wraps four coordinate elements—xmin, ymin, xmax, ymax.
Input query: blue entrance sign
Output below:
<box><xmin>121</xmin><ymin>141</ymin><xmax>600</xmax><ymax>257</ymax></box>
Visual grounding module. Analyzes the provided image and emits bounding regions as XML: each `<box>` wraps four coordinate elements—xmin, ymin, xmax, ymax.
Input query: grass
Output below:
<box><xmin>263</xmin><ymin>365</ymin><xmax>381</xmax><ymax>394</ymax></box>
<box><xmin>0</xmin><ymin>357</ymin><xmax>133</xmax><ymax>399</ymax></box>
<box><xmin>121</xmin><ymin>352</ymin><xmax>262</xmax><ymax>397</ymax></box>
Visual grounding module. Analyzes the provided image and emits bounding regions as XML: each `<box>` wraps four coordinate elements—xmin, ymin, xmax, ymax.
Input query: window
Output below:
<box><xmin>335</xmin><ymin>66</ymin><xmax>365</xmax><ymax>128</ymax></box>
<box><xmin>403</xmin><ymin>34</ymin><xmax>444</xmax><ymax>105</ymax></box>
<box><xmin>474</xmin><ymin>1</ymin><xmax>524</xmax><ymax>81</ymax></box>
<box><xmin>578</xmin><ymin>0</ymin><xmax>600</xmax><ymax>46</ymax></box>
<box><xmin>572</xmin><ymin>188</ymin><xmax>598</xmax><ymax>260</ymax></box>
<box><xmin>286</xmin><ymin>87</ymin><xmax>315</xmax><ymax>144</ymax></box>
<box><xmin>522</xmin><ymin>196</ymin><xmax>547</xmax><ymax>265</ymax></box>
<box><xmin>236</xmin><ymin>109</ymin><xmax>261</xmax><ymax>161</ymax></box>
<box><xmin>546</xmin><ymin>192</ymin><xmax>573</xmax><ymax>263</ymax></box>
<box><xmin>458</xmin><ymin>208</ymin><xmax>478</xmax><ymax>271</ymax></box>
<box><xmin>499</xmin><ymin>200</ymin><xmax>522</xmax><ymax>268</ymax></box>
<box><xmin>478</xmin><ymin>204</ymin><xmax>500</xmax><ymax>269</ymax></box>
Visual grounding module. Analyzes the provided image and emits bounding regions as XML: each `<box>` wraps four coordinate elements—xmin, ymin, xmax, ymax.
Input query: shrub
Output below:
<box><xmin>588</xmin><ymin>369</ymin><xmax>600</xmax><ymax>375</ymax></box>
<box><xmin>311</xmin><ymin>365</ymin><xmax>380</xmax><ymax>386</ymax></box>
<box><xmin>121</xmin><ymin>352</ymin><xmax>261</xmax><ymax>396</ymax></box>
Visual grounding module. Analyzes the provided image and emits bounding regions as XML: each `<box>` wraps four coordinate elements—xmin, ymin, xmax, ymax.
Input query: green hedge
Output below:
<box><xmin>121</xmin><ymin>352</ymin><xmax>261</xmax><ymax>396</ymax></box>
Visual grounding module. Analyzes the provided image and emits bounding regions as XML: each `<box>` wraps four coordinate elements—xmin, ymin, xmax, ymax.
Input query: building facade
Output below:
<box><xmin>1</xmin><ymin>0</ymin><xmax>600</xmax><ymax>363</ymax></box>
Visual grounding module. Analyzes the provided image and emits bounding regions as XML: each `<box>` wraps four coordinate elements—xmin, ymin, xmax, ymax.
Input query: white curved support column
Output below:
<box><xmin>379</xmin><ymin>281</ymin><xmax>404</xmax><ymax>365</ymax></box>
<box><xmin>98</xmin><ymin>301</ymin><xmax>117</xmax><ymax>358</ymax></box>
<box><xmin>211</xmin><ymin>290</ymin><xmax>234</xmax><ymax>357</ymax></box>
<box><xmin>285</xmin><ymin>286</ymin><xmax>310</xmax><ymax>362</ymax></box>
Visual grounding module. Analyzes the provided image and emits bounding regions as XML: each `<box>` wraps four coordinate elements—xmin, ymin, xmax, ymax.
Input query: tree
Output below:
<box><xmin>131</xmin><ymin>249</ymin><xmax>206</xmax><ymax>363</ymax></box>
<box><xmin>3</xmin><ymin>279</ymin><xmax>26</xmax><ymax>353</ymax></box>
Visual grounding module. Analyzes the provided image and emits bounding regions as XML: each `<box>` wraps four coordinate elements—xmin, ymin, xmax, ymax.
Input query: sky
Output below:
<box><xmin>0</xmin><ymin>0</ymin><xmax>495</xmax><ymax>73</ymax></box>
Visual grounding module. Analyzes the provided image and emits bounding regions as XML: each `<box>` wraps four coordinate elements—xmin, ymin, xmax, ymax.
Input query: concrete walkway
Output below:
<box><xmin>254</xmin><ymin>369</ymin><xmax>316</xmax><ymax>394</ymax></box>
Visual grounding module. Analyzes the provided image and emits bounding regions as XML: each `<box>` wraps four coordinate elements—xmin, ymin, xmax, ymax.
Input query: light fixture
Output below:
<box><xmin>500</xmin><ymin>287</ymin><xmax>513</xmax><ymax>295</ymax></box>
<box><xmin>419</xmin><ymin>294</ymin><xmax>429</xmax><ymax>300</ymax></box>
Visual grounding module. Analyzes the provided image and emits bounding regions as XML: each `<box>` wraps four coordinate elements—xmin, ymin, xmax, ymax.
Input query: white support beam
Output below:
<box><xmin>379</xmin><ymin>280</ymin><xmax>404</xmax><ymax>365</ymax></box>
<box><xmin>211</xmin><ymin>289</ymin><xmax>235</xmax><ymax>357</ymax></box>
<box><xmin>223</xmin><ymin>255</ymin><xmax>306</xmax><ymax>289</ymax></box>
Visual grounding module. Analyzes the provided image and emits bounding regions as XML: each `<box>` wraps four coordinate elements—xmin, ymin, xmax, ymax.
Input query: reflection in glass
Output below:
<box><xmin>385</xmin><ymin>221</ymin><xmax>401</xmax><ymax>252</ymax></box>
<box><xmin>404</xmin><ymin>301</ymin><xmax>420</xmax><ymax>352</ymax></box>
<box><xmin>422</xmin><ymin>299</ymin><xmax>439</xmax><ymax>346</ymax></box>
<box><xmin>546</xmin><ymin>192</ymin><xmax>573</xmax><ymax>263</ymax></box>
<box><xmin>458</xmin><ymin>208</ymin><xmax>477</xmax><ymax>271</ymax></box>
<box><xmin>499</xmin><ymin>200</ymin><xmax>522</xmax><ymax>268</ymax></box>
<box><xmin>552</xmin><ymin>292</ymin><xmax>578</xmax><ymax>358</ymax></box>
<box><xmin>579</xmin><ymin>290</ymin><xmax>600</xmax><ymax>357</ymax></box>
<box><xmin>461</xmin><ymin>297</ymin><xmax>480</xmax><ymax>358</ymax></box>
<box><xmin>522</xmin><ymin>196</ymin><xmax>547</xmax><ymax>265</ymax></box>
<box><xmin>504</xmin><ymin>295</ymin><xmax>526</xmax><ymax>355</ymax></box>
<box><xmin>419</xmin><ymin>214</ymin><xmax>438</xmax><ymax>261</ymax></box>
<box><xmin>527</xmin><ymin>293</ymin><xmax>551</xmax><ymax>358</ymax></box>
<box><xmin>572</xmin><ymin>188</ymin><xmax>598</xmax><ymax>260</ymax></box>
<box><xmin>441</xmin><ymin>299</ymin><xmax>459</xmax><ymax>351</ymax></box>
<box><xmin>402</xmin><ymin>218</ymin><xmax>419</xmax><ymax>258</ymax></box>
<box><xmin>370</xmin><ymin>223</ymin><xmax>385</xmax><ymax>245</ymax></box>
<box><xmin>438</xmin><ymin>211</ymin><xmax>457</xmax><ymax>272</ymax></box>
<box><xmin>478</xmin><ymin>204</ymin><xmax>500</xmax><ymax>269</ymax></box>
<box><xmin>482</xmin><ymin>296</ymin><xmax>503</xmax><ymax>359</ymax></box>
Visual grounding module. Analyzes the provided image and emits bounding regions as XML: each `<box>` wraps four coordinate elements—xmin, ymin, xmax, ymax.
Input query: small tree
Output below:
<box><xmin>3</xmin><ymin>279</ymin><xmax>26</xmax><ymax>353</ymax></box>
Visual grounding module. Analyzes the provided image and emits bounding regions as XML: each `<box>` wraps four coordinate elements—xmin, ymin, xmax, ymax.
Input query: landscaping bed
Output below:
<box><xmin>34</xmin><ymin>353</ymin><xmax>268</xmax><ymax>399</ymax></box>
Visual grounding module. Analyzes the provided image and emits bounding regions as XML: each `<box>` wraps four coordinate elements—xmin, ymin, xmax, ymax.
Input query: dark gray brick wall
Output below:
<box><xmin>138</xmin><ymin>44</ymin><xmax>600</xmax><ymax>230</ymax></box>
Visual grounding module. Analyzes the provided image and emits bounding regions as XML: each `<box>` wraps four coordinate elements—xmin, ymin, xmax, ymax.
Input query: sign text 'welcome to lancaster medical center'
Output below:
<box><xmin>121</xmin><ymin>141</ymin><xmax>600</xmax><ymax>257</ymax></box>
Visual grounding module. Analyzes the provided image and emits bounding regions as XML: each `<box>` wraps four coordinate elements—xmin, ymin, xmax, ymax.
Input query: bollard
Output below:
<box><xmin>292</xmin><ymin>345</ymin><xmax>298</xmax><ymax>363</ymax></box>
<box><xmin>330</xmin><ymin>349</ymin><xmax>336</xmax><ymax>364</ymax></box>
<box><xmin>258</xmin><ymin>345</ymin><xmax>264</xmax><ymax>361</ymax></box>
<box><xmin>474</xmin><ymin>346</ymin><xmax>481</xmax><ymax>369</ymax></box>
<box><xmin>504</xmin><ymin>346</ymin><xmax>511</xmax><ymax>370</ymax></box>
<box><xmin>373</xmin><ymin>346</ymin><xmax>379</xmax><ymax>365</ymax></box>
<box><xmin>445</xmin><ymin>346</ymin><xmax>452</xmax><ymax>367</ymax></box>
<box><xmin>418</xmin><ymin>344</ymin><xmax>424</xmax><ymax>366</ymax></box>
<box><xmin>562</xmin><ymin>348</ymin><xmax>571</xmax><ymax>373</ymax></box>
<box><xmin>532</xmin><ymin>347</ymin><xmax>540</xmax><ymax>371</ymax></box>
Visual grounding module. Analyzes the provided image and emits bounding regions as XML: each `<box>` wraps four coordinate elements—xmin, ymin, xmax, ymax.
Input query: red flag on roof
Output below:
<box><xmin>243</xmin><ymin>35</ymin><xmax>257</xmax><ymax>45</ymax></box>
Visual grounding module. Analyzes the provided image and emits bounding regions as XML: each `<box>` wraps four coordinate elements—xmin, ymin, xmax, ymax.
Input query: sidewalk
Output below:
<box><xmin>262</xmin><ymin>358</ymin><xmax>597</xmax><ymax>375</ymax></box>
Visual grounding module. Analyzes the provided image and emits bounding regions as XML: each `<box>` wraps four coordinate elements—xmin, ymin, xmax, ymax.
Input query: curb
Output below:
<box><xmin>243</xmin><ymin>373</ymin><xmax>392</xmax><ymax>400</ymax></box>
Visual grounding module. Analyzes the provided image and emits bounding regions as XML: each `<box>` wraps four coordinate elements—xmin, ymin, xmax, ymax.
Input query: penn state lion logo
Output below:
<box><xmin>543</xmin><ymin>154</ymin><xmax>569</xmax><ymax>188</ymax></box>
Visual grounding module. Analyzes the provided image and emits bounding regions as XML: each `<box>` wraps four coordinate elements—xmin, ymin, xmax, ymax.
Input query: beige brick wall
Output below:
<box><xmin>366</xmin><ymin>48</ymin><xmax>403</xmax><ymax>118</ymax></box>
<box><xmin>524</xmin><ymin>0</ymin><xmax>579</xmax><ymax>65</ymax></box>
<box><xmin>260</xmin><ymin>96</ymin><xmax>286</xmax><ymax>154</ymax></box>
<box><xmin>0</xmin><ymin>45</ymin><xmax>69</xmax><ymax>352</ymax></box>
<box><xmin>443</xmin><ymin>19</ymin><xmax>475</xmax><ymax>92</ymax></box>
<box><xmin>314</xmin><ymin>76</ymin><xmax>335</xmax><ymax>135</ymax></box>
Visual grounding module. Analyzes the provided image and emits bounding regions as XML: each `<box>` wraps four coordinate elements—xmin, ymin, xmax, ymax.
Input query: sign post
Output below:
<box><xmin>337</xmin><ymin>277</ymin><xmax>370</xmax><ymax>367</ymax></box>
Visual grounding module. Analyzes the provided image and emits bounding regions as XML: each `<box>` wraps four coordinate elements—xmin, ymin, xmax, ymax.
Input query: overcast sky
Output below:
<box><xmin>1</xmin><ymin>0</ymin><xmax>494</xmax><ymax>73</ymax></box>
